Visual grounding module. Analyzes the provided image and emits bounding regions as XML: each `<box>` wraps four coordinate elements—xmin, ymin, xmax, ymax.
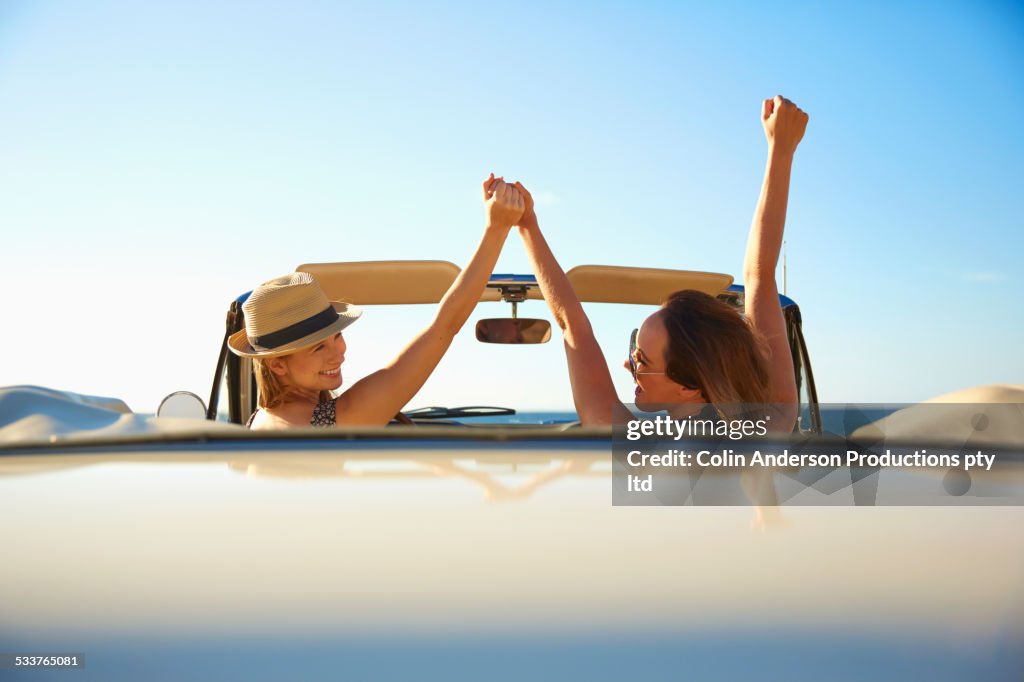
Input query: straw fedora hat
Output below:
<box><xmin>228</xmin><ymin>272</ymin><xmax>362</xmax><ymax>358</ymax></box>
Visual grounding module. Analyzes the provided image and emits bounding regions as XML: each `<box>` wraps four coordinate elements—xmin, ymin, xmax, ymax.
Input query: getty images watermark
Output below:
<box><xmin>612</xmin><ymin>403</ymin><xmax>1024</xmax><ymax>506</ymax></box>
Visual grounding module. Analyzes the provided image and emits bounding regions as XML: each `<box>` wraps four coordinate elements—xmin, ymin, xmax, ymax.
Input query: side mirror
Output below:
<box><xmin>157</xmin><ymin>391</ymin><xmax>208</xmax><ymax>419</ymax></box>
<box><xmin>475</xmin><ymin>318</ymin><xmax>552</xmax><ymax>344</ymax></box>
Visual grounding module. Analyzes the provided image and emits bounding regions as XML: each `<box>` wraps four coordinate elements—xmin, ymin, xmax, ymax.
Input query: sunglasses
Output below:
<box><xmin>628</xmin><ymin>328</ymin><xmax>667</xmax><ymax>382</ymax></box>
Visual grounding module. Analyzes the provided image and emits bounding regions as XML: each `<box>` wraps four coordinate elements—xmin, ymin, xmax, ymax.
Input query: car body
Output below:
<box><xmin>2</xmin><ymin>417</ymin><xmax>1022</xmax><ymax>681</ymax></box>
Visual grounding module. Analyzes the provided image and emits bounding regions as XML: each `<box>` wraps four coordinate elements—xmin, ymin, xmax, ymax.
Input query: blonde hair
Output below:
<box><xmin>253</xmin><ymin>357</ymin><xmax>332</xmax><ymax>409</ymax></box>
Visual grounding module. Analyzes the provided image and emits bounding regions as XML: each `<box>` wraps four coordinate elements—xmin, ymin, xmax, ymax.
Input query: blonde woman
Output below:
<box><xmin>229</xmin><ymin>175</ymin><xmax>523</xmax><ymax>428</ymax></box>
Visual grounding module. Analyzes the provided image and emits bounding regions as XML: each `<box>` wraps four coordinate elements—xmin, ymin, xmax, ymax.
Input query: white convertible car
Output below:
<box><xmin>1</xmin><ymin>262</ymin><xmax>1021</xmax><ymax>681</ymax></box>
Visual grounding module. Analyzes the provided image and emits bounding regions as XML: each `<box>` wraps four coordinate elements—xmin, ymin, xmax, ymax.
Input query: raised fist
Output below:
<box><xmin>482</xmin><ymin>173</ymin><xmax>525</xmax><ymax>230</ymax></box>
<box><xmin>762</xmin><ymin>95</ymin><xmax>808</xmax><ymax>155</ymax></box>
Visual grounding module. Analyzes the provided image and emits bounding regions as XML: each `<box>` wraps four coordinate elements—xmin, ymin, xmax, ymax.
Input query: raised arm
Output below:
<box><xmin>743</xmin><ymin>96</ymin><xmax>808</xmax><ymax>414</ymax></box>
<box><xmin>336</xmin><ymin>174</ymin><xmax>523</xmax><ymax>425</ymax></box>
<box><xmin>514</xmin><ymin>182</ymin><xmax>631</xmax><ymax>426</ymax></box>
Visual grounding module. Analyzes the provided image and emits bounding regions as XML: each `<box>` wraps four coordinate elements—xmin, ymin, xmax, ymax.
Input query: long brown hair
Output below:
<box><xmin>659</xmin><ymin>290</ymin><xmax>772</xmax><ymax>416</ymax></box>
<box><xmin>253</xmin><ymin>357</ymin><xmax>332</xmax><ymax>410</ymax></box>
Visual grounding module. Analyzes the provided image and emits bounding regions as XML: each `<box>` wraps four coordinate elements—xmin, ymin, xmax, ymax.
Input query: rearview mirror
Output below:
<box><xmin>476</xmin><ymin>318</ymin><xmax>552</xmax><ymax>344</ymax></box>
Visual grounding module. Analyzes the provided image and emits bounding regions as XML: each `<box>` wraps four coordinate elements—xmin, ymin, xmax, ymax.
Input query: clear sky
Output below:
<box><xmin>2</xmin><ymin>0</ymin><xmax>1022</xmax><ymax>412</ymax></box>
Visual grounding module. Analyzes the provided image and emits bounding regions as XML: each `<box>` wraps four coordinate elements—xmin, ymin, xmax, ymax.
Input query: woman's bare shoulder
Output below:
<box><xmin>249</xmin><ymin>403</ymin><xmax>315</xmax><ymax>430</ymax></box>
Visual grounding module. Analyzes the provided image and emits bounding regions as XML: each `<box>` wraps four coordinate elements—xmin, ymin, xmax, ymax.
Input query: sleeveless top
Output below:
<box><xmin>309</xmin><ymin>399</ymin><xmax>336</xmax><ymax>426</ymax></box>
<box><xmin>246</xmin><ymin>399</ymin><xmax>337</xmax><ymax>428</ymax></box>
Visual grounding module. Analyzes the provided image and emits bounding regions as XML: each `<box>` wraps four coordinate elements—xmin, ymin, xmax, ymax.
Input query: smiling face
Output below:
<box><xmin>266</xmin><ymin>332</ymin><xmax>347</xmax><ymax>396</ymax></box>
<box><xmin>627</xmin><ymin>311</ymin><xmax>704</xmax><ymax>414</ymax></box>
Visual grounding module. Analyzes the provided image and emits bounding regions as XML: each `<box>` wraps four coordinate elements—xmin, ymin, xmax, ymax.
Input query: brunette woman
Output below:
<box><xmin>515</xmin><ymin>96</ymin><xmax>808</xmax><ymax>429</ymax></box>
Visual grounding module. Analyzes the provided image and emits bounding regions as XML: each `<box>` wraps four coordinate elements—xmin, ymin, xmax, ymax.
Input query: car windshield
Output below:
<box><xmin>335</xmin><ymin>297</ymin><xmax>662</xmax><ymax>420</ymax></box>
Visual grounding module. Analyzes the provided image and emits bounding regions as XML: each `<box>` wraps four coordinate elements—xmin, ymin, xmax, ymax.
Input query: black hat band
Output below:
<box><xmin>251</xmin><ymin>306</ymin><xmax>340</xmax><ymax>350</ymax></box>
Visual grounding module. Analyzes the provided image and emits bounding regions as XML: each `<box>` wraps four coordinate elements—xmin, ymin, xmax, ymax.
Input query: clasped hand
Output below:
<box><xmin>483</xmin><ymin>173</ymin><xmax>526</xmax><ymax>230</ymax></box>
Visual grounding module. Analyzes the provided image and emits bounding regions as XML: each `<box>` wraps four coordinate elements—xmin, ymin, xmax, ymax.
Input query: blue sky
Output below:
<box><xmin>1</xmin><ymin>0</ymin><xmax>1022</xmax><ymax>411</ymax></box>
